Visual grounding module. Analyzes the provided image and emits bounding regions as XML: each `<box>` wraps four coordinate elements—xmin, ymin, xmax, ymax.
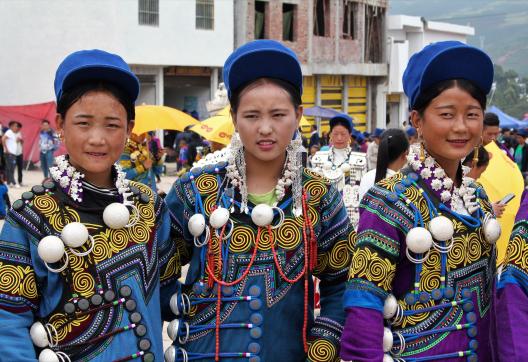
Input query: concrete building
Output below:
<box><xmin>234</xmin><ymin>0</ymin><xmax>388</xmax><ymax>132</ymax></box>
<box><xmin>0</xmin><ymin>0</ymin><xmax>234</xmax><ymax>121</ymax></box>
<box><xmin>384</xmin><ymin>15</ymin><xmax>475</xmax><ymax>128</ymax></box>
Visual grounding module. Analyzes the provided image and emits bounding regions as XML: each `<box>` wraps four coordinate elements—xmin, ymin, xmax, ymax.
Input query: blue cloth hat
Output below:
<box><xmin>352</xmin><ymin>130</ymin><xmax>365</xmax><ymax>143</ymax></box>
<box><xmin>329</xmin><ymin>114</ymin><xmax>354</xmax><ymax>134</ymax></box>
<box><xmin>518</xmin><ymin>128</ymin><xmax>528</xmax><ymax>137</ymax></box>
<box><xmin>403</xmin><ymin>41</ymin><xmax>493</xmax><ymax>111</ymax></box>
<box><xmin>406</xmin><ymin>127</ymin><xmax>417</xmax><ymax>137</ymax></box>
<box><xmin>373</xmin><ymin>128</ymin><xmax>384</xmax><ymax>138</ymax></box>
<box><xmin>223</xmin><ymin>40</ymin><xmax>303</xmax><ymax>99</ymax></box>
<box><xmin>54</xmin><ymin>49</ymin><xmax>140</xmax><ymax>103</ymax></box>
<box><xmin>363</xmin><ymin>131</ymin><xmax>370</xmax><ymax>138</ymax></box>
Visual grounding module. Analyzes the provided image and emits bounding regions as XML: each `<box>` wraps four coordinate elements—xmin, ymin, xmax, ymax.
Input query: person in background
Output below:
<box><xmin>120</xmin><ymin>132</ymin><xmax>163</xmax><ymax>191</ymax></box>
<box><xmin>176</xmin><ymin>138</ymin><xmax>190</xmax><ymax>176</ymax></box>
<box><xmin>39</xmin><ymin>119</ymin><xmax>59</xmax><ymax>180</ymax></box>
<box><xmin>462</xmin><ymin>146</ymin><xmax>505</xmax><ymax>218</ymax></box>
<box><xmin>360</xmin><ymin>132</ymin><xmax>371</xmax><ymax>153</ymax></box>
<box><xmin>406</xmin><ymin>126</ymin><xmax>418</xmax><ymax>144</ymax></box>
<box><xmin>366</xmin><ymin>127</ymin><xmax>383</xmax><ymax>170</ymax></box>
<box><xmin>321</xmin><ymin>131</ymin><xmax>329</xmax><ymax>146</ymax></box>
<box><xmin>308</xmin><ymin>143</ymin><xmax>320</xmax><ymax>168</ymax></box>
<box><xmin>0</xmin><ymin>175</ymin><xmax>10</xmax><ymax>219</ymax></box>
<box><xmin>148</xmin><ymin>131</ymin><xmax>165</xmax><ymax>182</ymax></box>
<box><xmin>482</xmin><ymin>112</ymin><xmax>500</xmax><ymax>146</ymax></box>
<box><xmin>2</xmin><ymin>120</ymin><xmax>24</xmax><ymax>188</ymax></box>
<box><xmin>513</xmin><ymin>128</ymin><xmax>528</xmax><ymax>176</ymax></box>
<box><xmin>482</xmin><ymin>112</ymin><xmax>513</xmax><ymax>160</ymax></box>
<box><xmin>308</xmin><ymin>124</ymin><xmax>320</xmax><ymax>148</ymax></box>
<box><xmin>358</xmin><ymin>128</ymin><xmax>409</xmax><ymax>201</ymax></box>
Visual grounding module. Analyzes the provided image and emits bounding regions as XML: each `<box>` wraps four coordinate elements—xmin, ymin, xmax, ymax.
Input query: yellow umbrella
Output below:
<box><xmin>191</xmin><ymin>114</ymin><xmax>234</xmax><ymax>146</ymax></box>
<box><xmin>478</xmin><ymin>141</ymin><xmax>525</xmax><ymax>265</ymax></box>
<box><xmin>133</xmin><ymin>105</ymin><xmax>199</xmax><ymax>135</ymax></box>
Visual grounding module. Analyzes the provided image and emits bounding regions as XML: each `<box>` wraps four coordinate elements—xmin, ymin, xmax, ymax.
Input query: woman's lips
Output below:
<box><xmin>257</xmin><ymin>140</ymin><xmax>275</xmax><ymax>151</ymax></box>
<box><xmin>446</xmin><ymin>139</ymin><xmax>469</xmax><ymax>148</ymax></box>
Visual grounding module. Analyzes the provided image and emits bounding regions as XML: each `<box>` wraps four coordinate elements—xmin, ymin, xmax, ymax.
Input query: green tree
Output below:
<box><xmin>491</xmin><ymin>65</ymin><xmax>528</xmax><ymax>119</ymax></box>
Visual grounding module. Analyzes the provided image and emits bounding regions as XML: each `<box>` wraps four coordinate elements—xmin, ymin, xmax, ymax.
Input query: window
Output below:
<box><xmin>196</xmin><ymin>0</ymin><xmax>214</xmax><ymax>30</ymax></box>
<box><xmin>255</xmin><ymin>1</ymin><xmax>267</xmax><ymax>39</ymax></box>
<box><xmin>365</xmin><ymin>5</ymin><xmax>383</xmax><ymax>62</ymax></box>
<box><xmin>139</xmin><ymin>0</ymin><xmax>159</xmax><ymax>26</ymax></box>
<box><xmin>342</xmin><ymin>1</ymin><xmax>356</xmax><ymax>39</ymax></box>
<box><xmin>313</xmin><ymin>0</ymin><xmax>329</xmax><ymax>36</ymax></box>
<box><xmin>282</xmin><ymin>3</ymin><xmax>296</xmax><ymax>41</ymax></box>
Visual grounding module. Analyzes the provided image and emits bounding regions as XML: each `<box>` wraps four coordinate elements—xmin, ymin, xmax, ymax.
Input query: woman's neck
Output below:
<box><xmin>244</xmin><ymin>150</ymin><xmax>286</xmax><ymax>194</ymax></box>
<box><xmin>428</xmin><ymin>149</ymin><xmax>461</xmax><ymax>185</ymax></box>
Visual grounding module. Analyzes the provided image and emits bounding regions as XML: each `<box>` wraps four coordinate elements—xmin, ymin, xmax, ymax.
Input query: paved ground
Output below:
<box><xmin>1</xmin><ymin>163</ymin><xmax>183</xmax><ymax>352</ymax></box>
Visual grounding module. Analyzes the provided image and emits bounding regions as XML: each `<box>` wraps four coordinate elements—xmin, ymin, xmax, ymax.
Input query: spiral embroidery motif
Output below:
<box><xmin>349</xmin><ymin>247</ymin><xmax>395</xmax><ymax>290</ymax></box>
<box><xmin>307</xmin><ymin>339</ymin><xmax>336</xmax><ymax>362</ymax></box>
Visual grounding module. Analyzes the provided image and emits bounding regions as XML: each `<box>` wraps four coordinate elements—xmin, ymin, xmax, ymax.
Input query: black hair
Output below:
<box><xmin>56</xmin><ymin>80</ymin><xmax>135</xmax><ymax>122</ymax></box>
<box><xmin>413</xmin><ymin>79</ymin><xmax>487</xmax><ymax>115</ymax></box>
<box><xmin>463</xmin><ymin>145</ymin><xmax>490</xmax><ymax>168</ymax></box>
<box><xmin>483</xmin><ymin>112</ymin><xmax>500</xmax><ymax>127</ymax></box>
<box><xmin>375</xmin><ymin>129</ymin><xmax>409</xmax><ymax>183</ymax></box>
<box><xmin>229</xmin><ymin>78</ymin><xmax>302</xmax><ymax>113</ymax></box>
<box><xmin>41</xmin><ymin>119</ymin><xmax>50</xmax><ymax>124</ymax></box>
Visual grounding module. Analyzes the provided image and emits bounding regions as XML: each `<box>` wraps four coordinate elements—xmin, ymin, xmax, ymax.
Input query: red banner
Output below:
<box><xmin>0</xmin><ymin>101</ymin><xmax>65</xmax><ymax>163</ymax></box>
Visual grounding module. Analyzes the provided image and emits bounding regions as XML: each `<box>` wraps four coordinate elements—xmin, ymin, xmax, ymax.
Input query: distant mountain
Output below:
<box><xmin>389</xmin><ymin>0</ymin><xmax>528</xmax><ymax>77</ymax></box>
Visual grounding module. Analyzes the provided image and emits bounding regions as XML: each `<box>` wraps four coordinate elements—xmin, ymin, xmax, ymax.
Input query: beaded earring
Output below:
<box><xmin>472</xmin><ymin>141</ymin><xmax>481</xmax><ymax>168</ymax></box>
<box><xmin>417</xmin><ymin>129</ymin><xmax>425</xmax><ymax>162</ymax></box>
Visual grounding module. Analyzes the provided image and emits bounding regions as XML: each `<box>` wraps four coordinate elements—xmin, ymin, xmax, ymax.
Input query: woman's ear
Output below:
<box><xmin>410</xmin><ymin>110</ymin><xmax>422</xmax><ymax>129</ymax></box>
<box><xmin>55</xmin><ymin>114</ymin><xmax>64</xmax><ymax>137</ymax></box>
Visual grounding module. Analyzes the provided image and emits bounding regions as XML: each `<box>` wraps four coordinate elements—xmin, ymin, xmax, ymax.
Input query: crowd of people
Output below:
<box><xmin>1</xmin><ymin>38</ymin><xmax>528</xmax><ymax>362</ymax></box>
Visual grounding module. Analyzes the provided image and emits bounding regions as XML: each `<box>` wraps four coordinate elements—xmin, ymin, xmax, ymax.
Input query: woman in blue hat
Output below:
<box><xmin>0</xmin><ymin>50</ymin><xmax>180</xmax><ymax>361</ymax></box>
<box><xmin>341</xmin><ymin>41</ymin><xmax>499</xmax><ymax>361</ymax></box>
<box><xmin>310</xmin><ymin>115</ymin><xmax>367</xmax><ymax>229</ymax></box>
<box><xmin>164</xmin><ymin>40</ymin><xmax>353</xmax><ymax>361</ymax></box>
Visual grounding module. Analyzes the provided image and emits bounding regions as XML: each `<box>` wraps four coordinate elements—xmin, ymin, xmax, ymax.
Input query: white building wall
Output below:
<box><xmin>0</xmin><ymin>0</ymin><xmax>234</xmax><ymax>105</ymax></box>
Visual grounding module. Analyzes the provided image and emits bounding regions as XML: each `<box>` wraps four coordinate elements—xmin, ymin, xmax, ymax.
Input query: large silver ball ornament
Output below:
<box><xmin>37</xmin><ymin>236</ymin><xmax>65</xmax><ymax>264</ymax></box>
<box><xmin>428</xmin><ymin>216</ymin><xmax>454</xmax><ymax>241</ymax></box>
<box><xmin>251</xmin><ymin>204</ymin><xmax>274</xmax><ymax>227</ymax></box>
<box><xmin>103</xmin><ymin>203</ymin><xmax>130</xmax><ymax>229</ymax></box>
<box><xmin>209</xmin><ymin>207</ymin><xmax>230</xmax><ymax>229</ymax></box>
<box><xmin>61</xmin><ymin>222</ymin><xmax>89</xmax><ymax>248</ymax></box>
<box><xmin>188</xmin><ymin>214</ymin><xmax>206</xmax><ymax>237</ymax></box>
<box><xmin>406</xmin><ymin>227</ymin><xmax>433</xmax><ymax>254</ymax></box>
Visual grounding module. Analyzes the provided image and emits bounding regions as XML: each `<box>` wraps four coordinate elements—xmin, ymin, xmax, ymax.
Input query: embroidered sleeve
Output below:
<box><xmin>165</xmin><ymin>178</ymin><xmax>195</xmax><ymax>265</ymax></box>
<box><xmin>495</xmin><ymin>215</ymin><xmax>528</xmax><ymax>359</ymax></box>
<box><xmin>0</xmin><ymin>213</ymin><xmax>41</xmax><ymax>360</ymax></box>
<box><xmin>340</xmin><ymin>184</ymin><xmax>406</xmax><ymax>361</ymax></box>
<box><xmin>344</xmin><ymin>185</ymin><xmax>405</xmax><ymax>311</ymax></box>
<box><xmin>306</xmin><ymin>182</ymin><xmax>351</xmax><ymax>362</ymax></box>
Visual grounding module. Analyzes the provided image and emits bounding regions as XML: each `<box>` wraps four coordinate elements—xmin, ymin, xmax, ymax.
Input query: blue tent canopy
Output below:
<box><xmin>487</xmin><ymin>105</ymin><xmax>524</xmax><ymax>129</ymax></box>
<box><xmin>303</xmin><ymin>106</ymin><xmax>343</xmax><ymax>118</ymax></box>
